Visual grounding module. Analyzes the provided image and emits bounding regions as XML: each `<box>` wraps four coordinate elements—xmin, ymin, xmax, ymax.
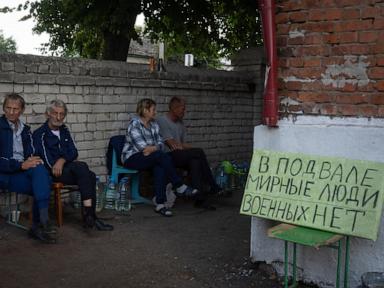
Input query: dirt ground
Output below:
<box><xmin>0</xmin><ymin>190</ymin><xmax>316</xmax><ymax>288</ymax></box>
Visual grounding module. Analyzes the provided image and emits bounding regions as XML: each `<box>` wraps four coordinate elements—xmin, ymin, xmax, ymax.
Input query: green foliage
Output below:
<box><xmin>143</xmin><ymin>0</ymin><xmax>262</xmax><ymax>66</ymax></box>
<box><xmin>1</xmin><ymin>0</ymin><xmax>141</xmax><ymax>60</ymax></box>
<box><xmin>0</xmin><ymin>30</ymin><xmax>17</xmax><ymax>53</ymax></box>
<box><xmin>0</xmin><ymin>0</ymin><xmax>262</xmax><ymax>63</ymax></box>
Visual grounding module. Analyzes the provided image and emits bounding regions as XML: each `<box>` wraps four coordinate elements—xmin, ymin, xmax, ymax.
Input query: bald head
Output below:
<box><xmin>168</xmin><ymin>97</ymin><xmax>186</xmax><ymax>121</ymax></box>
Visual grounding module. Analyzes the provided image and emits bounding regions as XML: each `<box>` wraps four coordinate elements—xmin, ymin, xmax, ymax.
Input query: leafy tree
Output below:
<box><xmin>0</xmin><ymin>30</ymin><xmax>17</xmax><ymax>53</ymax></box>
<box><xmin>0</xmin><ymin>0</ymin><xmax>262</xmax><ymax>62</ymax></box>
<box><xmin>144</xmin><ymin>0</ymin><xmax>262</xmax><ymax>67</ymax></box>
<box><xmin>1</xmin><ymin>0</ymin><xmax>141</xmax><ymax>60</ymax></box>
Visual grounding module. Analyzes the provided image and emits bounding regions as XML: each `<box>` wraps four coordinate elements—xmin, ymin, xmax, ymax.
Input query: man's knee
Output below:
<box><xmin>189</xmin><ymin>147</ymin><xmax>206</xmax><ymax>158</ymax></box>
<box><xmin>30</xmin><ymin>164</ymin><xmax>50</xmax><ymax>178</ymax></box>
<box><xmin>73</xmin><ymin>161</ymin><xmax>96</xmax><ymax>181</ymax></box>
<box><xmin>29</xmin><ymin>165</ymin><xmax>51</xmax><ymax>200</ymax></box>
<box><xmin>153</xmin><ymin>150</ymin><xmax>170</xmax><ymax>161</ymax></box>
<box><xmin>70</xmin><ymin>161</ymin><xmax>91</xmax><ymax>175</ymax></box>
<box><xmin>73</xmin><ymin>161</ymin><xmax>89</xmax><ymax>170</ymax></box>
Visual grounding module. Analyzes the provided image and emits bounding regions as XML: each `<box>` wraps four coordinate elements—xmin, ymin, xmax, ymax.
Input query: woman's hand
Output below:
<box><xmin>143</xmin><ymin>146</ymin><xmax>157</xmax><ymax>156</ymax></box>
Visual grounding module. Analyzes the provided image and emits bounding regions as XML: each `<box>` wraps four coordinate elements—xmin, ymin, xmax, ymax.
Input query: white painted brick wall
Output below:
<box><xmin>0</xmin><ymin>53</ymin><xmax>263</xmax><ymax>179</ymax></box>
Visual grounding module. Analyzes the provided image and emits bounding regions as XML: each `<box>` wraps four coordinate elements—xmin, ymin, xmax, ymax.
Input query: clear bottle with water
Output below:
<box><xmin>115</xmin><ymin>177</ymin><xmax>131</xmax><ymax>213</ymax></box>
<box><xmin>215</xmin><ymin>165</ymin><xmax>228</xmax><ymax>192</ymax></box>
<box><xmin>73</xmin><ymin>189</ymin><xmax>82</xmax><ymax>209</ymax></box>
<box><xmin>237</xmin><ymin>162</ymin><xmax>249</xmax><ymax>189</ymax></box>
<box><xmin>95</xmin><ymin>176</ymin><xmax>104</xmax><ymax>213</ymax></box>
<box><xmin>104</xmin><ymin>176</ymin><xmax>116</xmax><ymax>210</ymax></box>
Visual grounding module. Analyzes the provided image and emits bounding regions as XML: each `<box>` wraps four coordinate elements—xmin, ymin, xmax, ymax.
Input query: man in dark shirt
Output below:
<box><xmin>157</xmin><ymin>96</ymin><xmax>222</xmax><ymax>209</ymax></box>
<box><xmin>33</xmin><ymin>100</ymin><xmax>113</xmax><ymax>231</ymax></box>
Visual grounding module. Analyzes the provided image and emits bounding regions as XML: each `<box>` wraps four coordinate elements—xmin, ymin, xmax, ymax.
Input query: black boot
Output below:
<box><xmin>83</xmin><ymin>206</ymin><xmax>113</xmax><ymax>231</ymax></box>
<box><xmin>29</xmin><ymin>223</ymin><xmax>57</xmax><ymax>244</ymax></box>
<box><xmin>94</xmin><ymin>218</ymin><xmax>114</xmax><ymax>231</ymax></box>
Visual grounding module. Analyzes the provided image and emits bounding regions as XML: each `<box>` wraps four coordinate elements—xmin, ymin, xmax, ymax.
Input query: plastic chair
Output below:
<box><xmin>107</xmin><ymin>135</ymin><xmax>151</xmax><ymax>204</ymax></box>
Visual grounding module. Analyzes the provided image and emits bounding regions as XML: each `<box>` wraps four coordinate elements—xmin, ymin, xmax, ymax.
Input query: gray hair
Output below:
<box><xmin>46</xmin><ymin>99</ymin><xmax>68</xmax><ymax>115</ymax></box>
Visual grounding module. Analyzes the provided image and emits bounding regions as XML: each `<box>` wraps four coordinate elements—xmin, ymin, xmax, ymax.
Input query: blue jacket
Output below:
<box><xmin>33</xmin><ymin>121</ymin><xmax>78</xmax><ymax>169</ymax></box>
<box><xmin>0</xmin><ymin>115</ymin><xmax>35</xmax><ymax>188</ymax></box>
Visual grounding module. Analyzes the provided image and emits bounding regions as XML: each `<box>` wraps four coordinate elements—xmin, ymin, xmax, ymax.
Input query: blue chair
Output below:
<box><xmin>107</xmin><ymin>135</ymin><xmax>151</xmax><ymax>204</ymax></box>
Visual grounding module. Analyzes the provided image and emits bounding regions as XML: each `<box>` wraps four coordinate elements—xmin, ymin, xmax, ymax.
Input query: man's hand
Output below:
<box><xmin>143</xmin><ymin>146</ymin><xmax>157</xmax><ymax>156</ymax></box>
<box><xmin>181</xmin><ymin>143</ymin><xmax>192</xmax><ymax>150</ymax></box>
<box><xmin>21</xmin><ymin>156</ymin><xmax>44</xmax><ymax>170</ymax></box>
<box><xmin>166</xmin><ymin>139</ymin><xmax>183</xmax><ymax>151</ymax></box>
<box><xmin>52</xmin><ymin>158</ymin><xmax>66</xmax><ymax>177</ymax></box>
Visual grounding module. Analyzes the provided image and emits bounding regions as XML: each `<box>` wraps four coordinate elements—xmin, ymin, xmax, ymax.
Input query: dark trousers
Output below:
<box><xmin>7</xmin><ymin>164</ymin><xmax>51</xmax><ymax>224</ymax></box>
<box><xmin>169</xmin><ymin>148</ymin><xmax>218</xmax><ymax>195</ymax></box>
<box><xmin>124</xmin><ymin>150</ymin><xmax>183</xmax><ymax>205</ymax></box>
<box><xmin>54</xmin><ymin>161</ymin><xmax>96</xmax><ymax>210</ymax></box>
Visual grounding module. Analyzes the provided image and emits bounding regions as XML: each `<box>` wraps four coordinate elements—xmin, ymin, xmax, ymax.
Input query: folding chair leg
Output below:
<box><xmin>5</xmin><ymin>192</ymin><xmax>28</xmax><ymax>231</ymax></box>
<box><xmin>284</xmin><ymin>241</ymin><xmax>289</xmax><ymax>288</ymax></box>
<box><xmin>292</xmin><ymin>243</ymin><xmax>297</xmax><ymax>287</ymax></box>
<box><xmin>130</xmin><ymin>174</ymin><xmax>151</xmax><ymax>205</ymax></box>
<box><xmin>344</xmin><ymin>237</ymin><xmax>350</xmax><ymax>288</ymax></box>
<box><xmin>336</xmin><ymin>239</ymin><xmax>342</xmax><ymax>288</ymax></box>
<box><xmin>283</xmin><ymin>241</ymin><xmax>298</xmax><ymax>288</ymax></box>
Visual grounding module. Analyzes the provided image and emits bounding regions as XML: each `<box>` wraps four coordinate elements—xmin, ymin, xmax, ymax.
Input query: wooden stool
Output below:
<box><xmin>52</xmin><ymin>182</ymin><xmax>79</xmax><ymax>227</ymax></box>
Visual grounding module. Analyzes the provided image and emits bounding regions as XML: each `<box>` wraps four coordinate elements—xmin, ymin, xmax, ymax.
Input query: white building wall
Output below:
<box><xmin>250</xmin><ymin>115</ymin><xmax>384</xmax><ymax>288</ymax></box>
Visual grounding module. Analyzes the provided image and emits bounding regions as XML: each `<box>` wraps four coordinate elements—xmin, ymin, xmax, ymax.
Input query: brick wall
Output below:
<box><xmin>277</xmin><ymin>0</ymin><xmax>384</xmax><ymax>118</ymax></box>
<box><xmin>0</xmin><ymin>53</ymin><xmax>263</xmax><ymax>180</ymax></box>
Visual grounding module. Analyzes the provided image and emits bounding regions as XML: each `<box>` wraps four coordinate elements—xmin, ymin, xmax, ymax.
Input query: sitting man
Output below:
<box><xmin>157</xmin><ymin>96</ymin><xmax>222</xmax><ymax>210</ymax></box>
<box><xmin>33</xmin><ymin>100</ymin><xmax>113</xmax><ymax>231</ymax></box>
<box><xmin>0</xmin><ymin>93</ymin><xmax>57</xmax><ymax>244</ymax></box>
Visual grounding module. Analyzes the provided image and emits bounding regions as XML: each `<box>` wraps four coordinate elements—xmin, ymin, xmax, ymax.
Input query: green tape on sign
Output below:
<box><xmin>240</xmin><ymin>149</ymin><xmax>384</xmax><ymax>240</ymax></box>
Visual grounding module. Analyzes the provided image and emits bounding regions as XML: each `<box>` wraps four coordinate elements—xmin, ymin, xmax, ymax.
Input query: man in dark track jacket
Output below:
<box><xmin>33</xmin><ymin>100</ymin><xmax>113</xmax><ymax>231</ymax></box>
<box><xmin>0</xmin><ymin>93</ymin><xmax>56</xmax><ymax>244</ymax></box>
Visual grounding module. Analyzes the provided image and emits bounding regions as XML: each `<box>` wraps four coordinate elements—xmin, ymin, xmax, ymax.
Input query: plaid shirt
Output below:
<box><xmin>122</xmin><ymin>116</ymin><xmax>164</xmax><ymax>162</ymax></box>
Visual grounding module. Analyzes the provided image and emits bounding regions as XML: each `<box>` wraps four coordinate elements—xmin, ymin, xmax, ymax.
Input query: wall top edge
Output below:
<box><xmin>261</xmin><ymin>115</ymin><xmax>384</xmax><ymax>128</ymax></box>
<box><xmin>0</xmin><ymin>53</ymin><xmax>255</xmax><ymax>82</ymax></box>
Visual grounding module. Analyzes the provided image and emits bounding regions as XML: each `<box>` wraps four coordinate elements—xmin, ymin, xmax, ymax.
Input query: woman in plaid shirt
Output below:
<box><xmin>122</xmin><ymin>98</ymin><xmax>198</xmax><ymax>216</ymax></box>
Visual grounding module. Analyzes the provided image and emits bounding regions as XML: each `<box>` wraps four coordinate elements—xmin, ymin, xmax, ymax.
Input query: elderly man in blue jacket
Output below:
<box><xmin>33</xmin><ymin>99</ymin><xmax>113</xmax><ymax>231</ymax></box>
<box><xmin>0</xmin><ymin>93</ymin><xmax>56</xmax><ymax>243</ymax></box>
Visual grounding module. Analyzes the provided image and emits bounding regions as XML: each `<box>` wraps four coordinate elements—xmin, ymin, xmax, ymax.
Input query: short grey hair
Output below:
<box><xmin>169</xmin><ymin>96</ymin><xmax>185</xmax><ymax>110</ymax></box>
<box><xmin>46</xmin><ymin>99</ymin><xmax>68</xmax><ymax>115</ymax></box>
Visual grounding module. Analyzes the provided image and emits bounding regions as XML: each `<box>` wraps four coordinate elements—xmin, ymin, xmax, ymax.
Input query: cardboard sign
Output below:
<box><xmin>240</xmin><ymin>149</ymin><xmax>384</xmax><ymax>240</ymax></box>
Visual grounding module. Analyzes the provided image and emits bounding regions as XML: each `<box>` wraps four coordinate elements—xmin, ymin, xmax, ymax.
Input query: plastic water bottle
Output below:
<box><xmin>73</xmin><ymin>190</ymin><xmax>82</xmax><ymax>209</ymax></box>
<box><xmin>215</xmin><ymin>165</ymin><xmax>228</xmax><ymax>191</ymax></box>
<box><xmin>238</xmin><ymin>162</ymin><xmax>249</xmax><ymax>189</ymax></box>
<box><xmin>115</xmin><ymin>177</ymin><xmax>131</xmax><ymax>213</ymax></box>
<box><xmin>95</xmin><ymin>176</ymin><xmax>104</xmax><ymax>213</ymax></box>
<box><xmin>104</xmin><ymin>176</ymin><xmax>116</xmax><ymax>210</ymax></box>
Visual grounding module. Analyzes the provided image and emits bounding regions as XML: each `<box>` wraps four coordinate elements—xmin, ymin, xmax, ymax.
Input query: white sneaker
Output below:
<box><xmin>175</xmin><ymin>184</ymin><xmax>198</xmax><ymax>196</ymax></box>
